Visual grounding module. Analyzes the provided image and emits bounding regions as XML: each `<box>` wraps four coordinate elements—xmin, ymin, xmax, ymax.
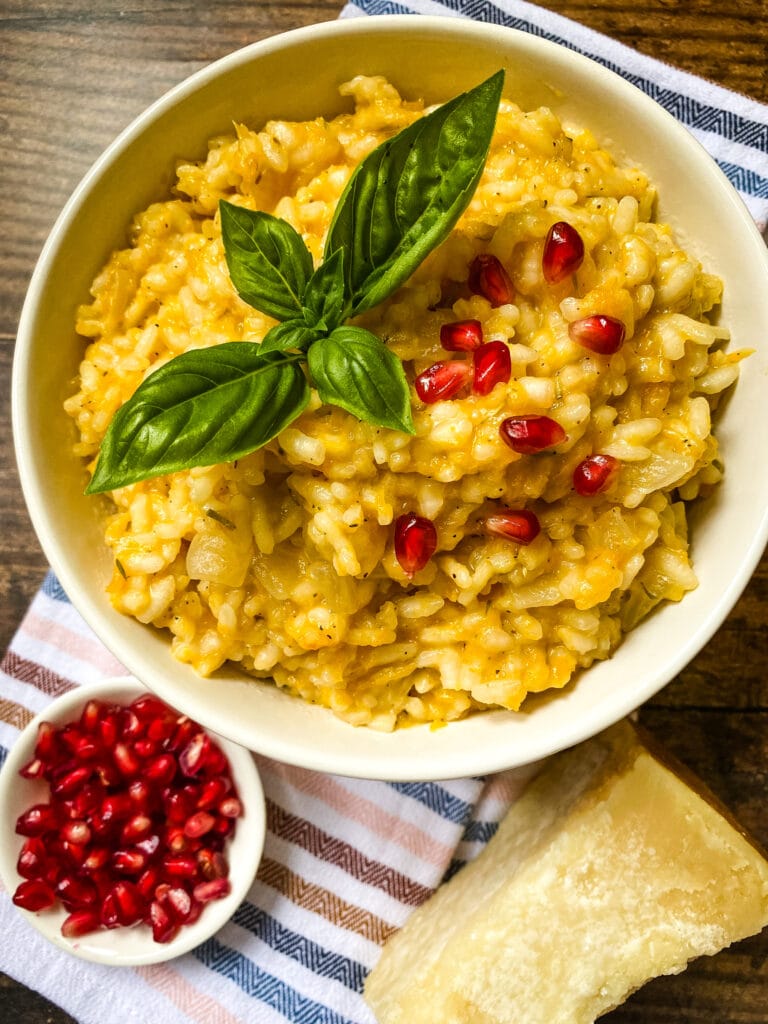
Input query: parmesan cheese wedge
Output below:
<box><xmin>364</xmin><ymin>719</ymin><xmax>768</xmax><ymax>1024</ymax></box>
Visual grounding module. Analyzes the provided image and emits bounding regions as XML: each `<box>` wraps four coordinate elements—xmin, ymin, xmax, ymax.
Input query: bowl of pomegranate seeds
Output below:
<box><xmin>0</xmin><ymin>678</ymin><xmax>265</xmax><ymax>964</ymax></box>
<box><xmin>12</xmin><ymin>17</ymin><xmax>768</xmax><ymax>780</ymax></box>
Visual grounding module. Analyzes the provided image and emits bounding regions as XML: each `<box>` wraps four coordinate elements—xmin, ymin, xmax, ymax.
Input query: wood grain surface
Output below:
<box><xmin>1</xmin><ymin>1</ymin><xmax>766</xmax><ymax>1021</ymax></box>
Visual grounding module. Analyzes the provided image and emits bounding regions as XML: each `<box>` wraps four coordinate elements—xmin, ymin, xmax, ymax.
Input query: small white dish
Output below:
<box><xmin>0</xmin><ymin>677</ymin><xmax>266</xmax><ymax>965</ymax></box>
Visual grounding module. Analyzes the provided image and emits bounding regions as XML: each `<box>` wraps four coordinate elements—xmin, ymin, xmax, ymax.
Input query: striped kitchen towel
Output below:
<box><xmin>1</xmin><ymin>3</ymin><xmax>767</xmax><ymax>1023</ymax></box>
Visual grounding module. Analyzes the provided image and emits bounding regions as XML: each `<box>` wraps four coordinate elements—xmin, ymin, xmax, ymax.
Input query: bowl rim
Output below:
<box><xmin>0</xmin><ymin>677</ymin><xmax>266</xmax><ymax>964</ymax></box>
<box><xmin>11</xmin><ymin>15</ymin><xmax>768</xmax><ymax>780</ymax></box>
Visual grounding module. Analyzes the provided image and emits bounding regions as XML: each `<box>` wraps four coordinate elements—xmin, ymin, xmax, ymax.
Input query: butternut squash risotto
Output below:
<box><xmin>64</xmin><ymin>76</ymin><xmax>744</xmax><ymax>730</ymax></box>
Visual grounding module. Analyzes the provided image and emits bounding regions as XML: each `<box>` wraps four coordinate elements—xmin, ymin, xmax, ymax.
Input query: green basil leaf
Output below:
<box><xmin>302</xmin><ymin>247</ymin><xmax>346</xmax><ymax>332</ymax></box>
<box><xmin>219</xmin><ymin>200</ymin><xmax>314</xmax><ymax>320</ymax></box>
<box><xmin>325</xmin><ymin>70</ymin><xmax>504</xmax><ymax>318</ymax></box>
<box><xmin>259</xmin><ymin>319</ymin><xmax>323</xmax><ymax>354</ymax></box>
<box><xmin>307</xmin><ymin>326</ymin><xmax>415</xmax><ymax>435</ymax></box>
<box><xmin>86</xmin><ymin>343</ymin><xmax>309</xmax><ymax>492</ymax></box>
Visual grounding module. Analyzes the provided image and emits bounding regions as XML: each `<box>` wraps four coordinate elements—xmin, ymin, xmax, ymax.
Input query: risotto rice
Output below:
<box><xmin>64</xmin><ymin>76</ymin><xmax>745</xmax><ymax>731</ymax></box>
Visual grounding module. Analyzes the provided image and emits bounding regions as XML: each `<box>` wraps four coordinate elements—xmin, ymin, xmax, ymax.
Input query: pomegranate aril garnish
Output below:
<box><xmin>51</xmin><ymin>765</ymin><xmax>92</xmax><ymax>798</ymax></box>
<box><xmin>56</xmin><ymin>874</ymin><xmax>98</xmax><ymax>910</ymax></box>
<box><xmin>13</xmin><ymin>878</ymin><xmax>57</xmax><ymax>912</ymax></box>
<box><xmin>414</xmin><ymin>359</ymin><xmax>472</xmax><ymax>404</ymax></box>
<box><xmin>193</xmin><ymin>878</ymin><xmax>231</xmax><ymax>904</ymax></box>
<box><xmin>60</xmin><ymin>819</ymin><xmax>91</xmax><ymax>846</ymax></box>
<box><xmin>113</xmin><ymin>741</ymin><xmax>141</xmax><ymax>777</ymax></box>
<box><xmin>573</xmin><ymin>453</ymin><xmax>620</xmax><ymax>496</ymax></box>
<box><xmin>543</xmin><ymin>221</ymin><xmax>585</xmax><ymax>284</ymax></box>
<box><xmin>468</xmin><ymin>254</ymin><xmax>515</xmax><ymax>306</ymax></box>
<box><xmin>62</xmin><ymin>909</ymin><xmax>101</xmax><ymax>938</ymax></box>
<box><xmin>120</xmin><ymin>813</ymin><xmax>152</xmax><ymax>845</ymax></box>
<box><xmin>12</xmin><ymin>691</ymin><xmax>240</xmax><ymax>945</ymax></box>
<box><xmin>394</xmin><ymin>513</ymin><xmax>438</xmax><ymax>578</ymax></box>
<box><xmin>499</xmin><ymin>415</ymin><xmax>566</xmax><ymax>454</ymax></box>
<box><xmin>179</xmin><ymin>732</ymin><xmax>209</xmax><ymax>777</ymax></box>
<box><xmin>184</xmin><ymin>810</ymin><xmax>216</xmax><ymax>839</ymax></box>
<box><xmin>149</xmin><ymin>898</ymin><xmax>178</xmax><ymax>944</ymax></box>
<box><xmin>568</xmin><ymin>314</ymin><xmax>626</xmax><ymax>355</ymax></box>
<box><xmin>472</xmin><ymin>340</ymin><xmax>512</xmax><ymax>396</ymax></box>
<box><xmin>34</xmin><ymin>721</ymin><xmax>60</xmax><ymax>761</ymax></box>
<box><xmin>19</xmin><ymin>757</ymin><xmax>45</xmax><ymax>780</ymax></box>
<box><xmin>218</xmin><ymin>796</ymin><xmax>242</xmax><ymax>819</ymax></box>
<box><xmin>440</xmin><ymin>318</ymin><xmax>483</xmax><ymax>352</ymax></box>
<box><xmin>198</xmin><ymin>776</ymin><xmax>229</xmax><ymax>810</ymax></box>
<box><xmin>17</xmin><ymin>838</ymin><xmax>49</xmax><ymax>880</ymax></box>
<box><xmin>16</xmin><ymin>803</ymin><xmax>59</xmax><ymax>837</ymax></box>
<box><xmin>483</xmin><ymin>509</ymin><xmax>541</xmax><ymax>545</ymax></box>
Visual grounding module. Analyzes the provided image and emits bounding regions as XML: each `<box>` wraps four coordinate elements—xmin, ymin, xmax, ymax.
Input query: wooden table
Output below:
<box><xmin>1</xmin><ymin>1</ymin><xmax>766</xmax><ymax>1020</ymax></box>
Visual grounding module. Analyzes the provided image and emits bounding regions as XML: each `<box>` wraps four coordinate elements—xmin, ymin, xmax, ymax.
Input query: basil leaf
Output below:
<box><xmin>259</xmin><ymin>319</ymin><xmax>323</xmax><ymax>354</ymax></box>
<box><xmin>302</xmin><ymin>248</ymin><xmax>346</xmax><ymax>332</ymax></box>
<box><xmin>86</xmin><ymin>343</ymin><xmax>309</xmax><ymax>493</ymax></box>
<box><xmin>307</xmin><ymin>326</ymin><xmax>415</xmax><ymax>435</ymax></box>
<box><xmin>325</xmin><ymin>70</ymin><xmax>504</xmax><ymax>318</ymax></box>
<box><xmin>219</xmin><ymin>200</ymin><xmax>314</xmax><ymax>320</ymax></box>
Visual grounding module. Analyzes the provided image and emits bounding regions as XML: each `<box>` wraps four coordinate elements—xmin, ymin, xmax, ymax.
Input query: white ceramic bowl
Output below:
<box><xmin>12</xmin><ymin>17</ymin><xmax>768</xmax><ymax>781</ymax></box>
<box><xmin>0</xmin><ymin>678</ymin><xmax>266</xmax><ymax>964</ymax></box>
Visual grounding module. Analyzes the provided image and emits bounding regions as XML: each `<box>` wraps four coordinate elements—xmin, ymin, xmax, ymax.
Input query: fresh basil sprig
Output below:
<box><xmin>86</xmin><ymin>70</ymin><xmax>504</xmax><ymax>493</ymax></box>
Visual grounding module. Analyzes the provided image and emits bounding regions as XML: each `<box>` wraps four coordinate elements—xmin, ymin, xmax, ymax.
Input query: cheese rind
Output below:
<box><xmin>364</xmin><ymin>720</ymin><xmax>768</xmax><ymax>1024</ymax></box>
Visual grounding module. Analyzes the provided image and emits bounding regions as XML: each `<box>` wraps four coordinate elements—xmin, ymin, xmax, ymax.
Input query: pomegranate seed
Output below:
<box><xmin>83</xmin><ymin>847</ymin><xmax>110</xmax><ymax>872</ymax></box>
<box><xmin>542</xmin><ymin>221</ymin><xmax>584</xmax><ymax>284</ymax></box>
<box><xmin>60</xmin><ymin>819</ymin><xmax>91</xmax><ymax>846</ymax></box>
<box><xmin>198</xmin><ymin>848</ymin><xmax>229</xmax><ymax>881</ymax></box>
<box><xmin>184</xmin><ymin>810</ymin><xmax>216</xmax><ymax>838</ymax></box>
<box><xmin>94</xmin><ymin>760</ymin><xmax>121</xmax><ymax>788</ymax></box>
<box><xmin>62</xmin><ymin>909</ymin><xmax>101</xmax><ymax>938</ymax></box>
<box><xmin>34</xmin><ymin>721</ymin><xmax>59</xmax><ymax>761</ymax></box>
<box><xmin>127</xmin><ymin>779</ymin><xmax>153</xmax><ymax>811</ymax></box>
<box><xmin>162</xmin><ymin>853</ymin><xmax>198</xmax><ymax>879</ymax></box>
<box><xmin>113</xmin><ymin>741</ymin><xmax>141</xmax><ymax>778</ymax></box>
<box><xmin>202</xmin><ymin>743</ymin><xmax>228</xmax><ymax>776</ymax></box>
<box><xmin>468</xmin><ymin>254</ymin><xmax>514</xmax><ymax>306</ymax></box>
<box><xmin>218</xmin><ymin>796</ymin><xmax>242</xmax><ymax>819</ymax></box>
<box><xmin>394</xmin><ymin>513</ymin><xmax>438</xmax><ymax>578</ymax></box>
<box><xmin>179</xmin><ymin>733</ymin><xmax>210</xmax><ymax>777</ymax></box>
<box><xmin>483</xmin><ymin>509</ymin><xmax>541</xmax><ymax>545</ymax></box>
<box><xmin>147</xmin><ymin>715</ymin><xmax>177</xmax><ymax>743</ymax></box>
<box><xmin>472</xmin><ymin>341</ymin><xmax>512</xmax><ymax>396</ymax></box>
<box><xmin>134</xmin><ymin>833</ymin><xmax>161</xmax><ymax>858</ymax></box>
<box><xmin>118</xmin><ymin>709</ymin><xmax>143</xmax><ymax>740</ymax></box>
<box><xmin>414</xmin><ymin>360</ymin><xmax>472</xmax><ymax>404</ymax></box>
<box><xmin>72</xmin><ymin>781</ymin><xmax>105</xmax><ymax>818</ymax></box>
<box><xmin>197</xmin><ymin>777</ymin><xmax>229</xmax><ymax>810</ymax></box>
<box><xmin>137</xmin><ymin>866</ymin><xmax>162</xmax><ymax>901</ymax></box>
<box><xmin>112</xmin><ymin>848</ymin><xmax>147</xmax><ymax>875</ymax></box>
<box><xmin>499</xmin><ymin>415</ymin><xmax>566</xmax><ymax>454</ymax></box>
<box><xmin>56</xmin><ymin>874</ymin><xmax>98</xmax><ymax>910</ymax></box>
<box><xmin>440</xmin><ymin>319</ymin><xmax>483</xmax><ymax>352</ymax></box>
<box><xmin>144</xmin><ymin>754</ymin><xmax>176</xmax><ymax>789</ymax></box>
<box><xmin>120</xmin><ymin>813</ymin><xmax>152</xmax><ymax>844</ymax></box>
<box><xmin>193</xmin><ymin>878</ymin><xmax>231</xmax><ymax>904</ymax></box>
<box><xmin>98</xmin><ymin>711</ymin><xmax>119</xmax><ymax>748</ymax></box>
<box><xmin>149</xmin><ymin>899</ymin><xmax>178</xmax><ymax>943</ymax></box>
<box><xmin>164</xmin><ymin>788</ymin><xmax>196</xmax><ymax>823</ymax></box>
<box><xmin>165</xmin><ymin>886</ymin><xmax>193</xmax><ymax>923</ymax></box>
<box><xmin>55</xmin><ymin>838</ymin><xmax>87</xmax><ymax>868</ymax></box>
<box><xmin>13</xmin><ymin>878</ymin><xmax>56</xmax><ymax>912</ymax></box>
<box><xmin>19</xmin><ymin>757</ymin><xmax>45</xmax><ymax>779</ymax></box>
<box><xmin>133</xmin><ymin>738</ymin><xmax>158</xmax><ymax>759</ymax></box>
<box><xmin>131</xmin><ymin>695</ymin><xmax>172</xmax><ymax>721</ymax></box>
<box><xmin>110</xmin><ymin>881</ymin><xmax>145</xmax><ymax>926</ymax></box>
<box><xmin>100</xmin><ymin>793</ymin><xmax>133</xmax><ymax>823</ymax></box>
<box><xmin>51</xmin><ymin>765</ymin><xmax>92</xmax><ymax>798</ymax></box>
<box><xmin>72</xmin><ymin>735</ymin><xmax>101</xmax><ymax>761</ymax></box>
<box><xmin>80</xmin><ymin>699</ymin><xmax>106</xmax><ymax>734</ymax></box>
<box><xmin>168</xmin><ymin>718</ymin><xmax>198</xmax><ymax>753</ymax></box>
<box><xmin>100</xmin><ymin>891</ymin><xmax>121</xmax><ymax>928</ymax></box>
<box><xmin>165</xmin><ymin>825</ymin><xmax>191</xmax><ymax>853</ymax></box>
<box><xmin>16</xmin><ymin>803</ymin><xmax>59</xmax><ymax>837</ymax></box>
<box><xmin>568</xmin><ymin>314</ymin><xmax>626</xmax><ymax>355</ymax></box>
<box><xmin>212</xmin><ymin>816</ymin><xmax>235</xmax><ymax>838</ymax></box>
<box><xmin>573</xmin><ymin>454</ymin><xmax>620</xmax><ymax>496</ymax></box>
<box><xmin>16</xmin><ymin>838</ymin><xmax>49</xmax><ymax>880</ymax></box>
